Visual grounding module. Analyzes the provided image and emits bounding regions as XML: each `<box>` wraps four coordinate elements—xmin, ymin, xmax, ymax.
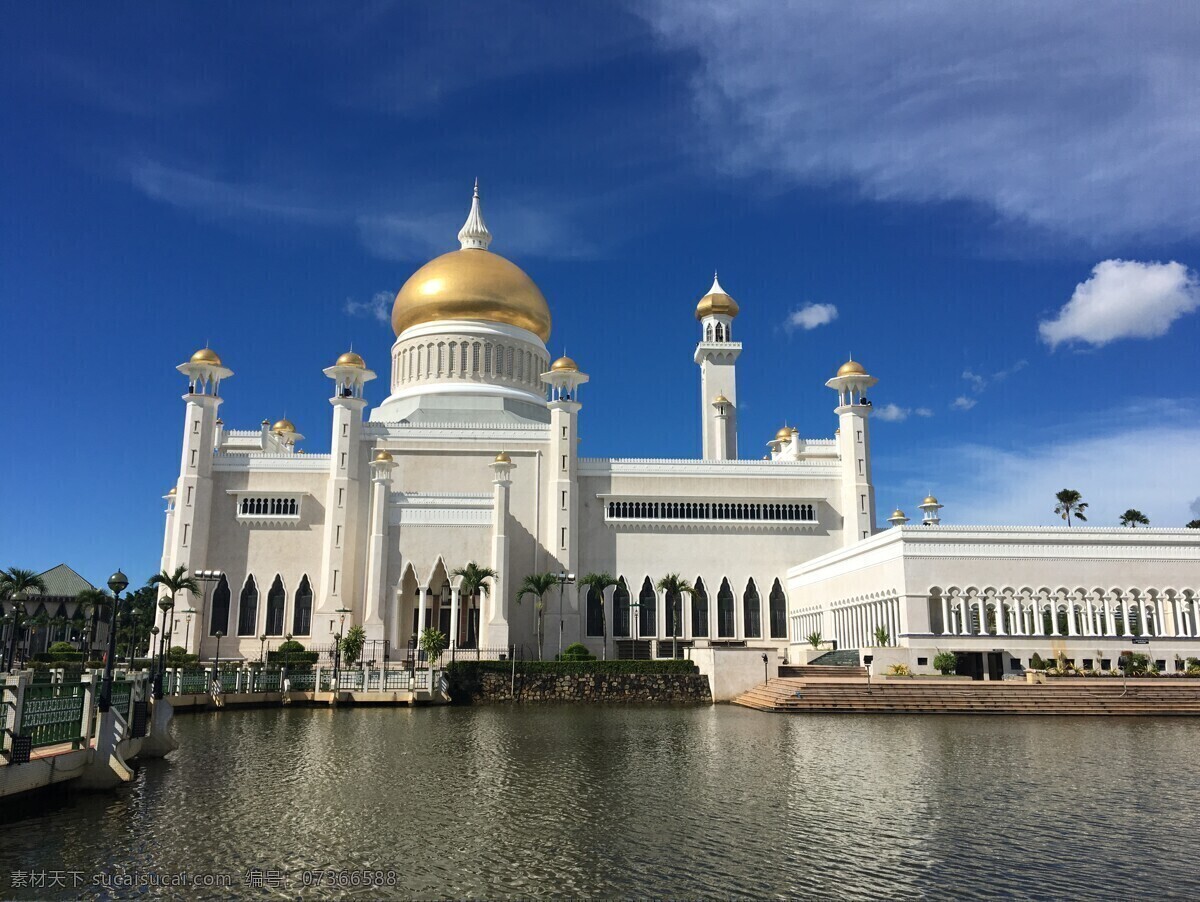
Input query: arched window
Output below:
<box><xmin>265</xmin><ymin>575</ymin><xmax>286</xmax><ymax>635</ymax></box>
<box><xmin>586</xmin><ymin>585</ymin><xmax>604</xmax><ymax>637</ymax></box>
<box><xmin>715</xmin><ymin>323</ymin><xmax>724</xmax><ymax>341</ymax></box>
<box><xmin>743</xmin><ymin>578</ymin><xmax>762</xmax><ymax>638</ymax></box>
<box><xmin>705</xmin><ymin>323</ymin><xmax>713</xmax><ymax>341</ymax></box>
<box><xmin>613</xmin><ymin>578</ymin><xmax>631</xmax><ymax>637</ymax></box>
<box><xmin>717</xmin><ymin>578</ymin><xmax>736</xmax><ymax>637</ymax></box>
<box><xmin>237</xmin><ymin>575</ymin><xmax>259</xmax><ymax>636</ymax></box>
<box><xmin>293</xmin><ymin>575</ymin><xmax>312</xmax><ymax>636</ymax></box>
<box><xmin>769</xmin><ymin>579</ymin><xmax>788</xmax><ymax>639</ymax></box>
<box><xmin>484</xmin><ymin>343</ymin><xmax>492</xmax><ymax>374</ymax></box>
<box><xmin>516</xmin><ymin>349</ymin><xmax>524</xmax><ymax>381</ymax></box>
<box><xmin>506</xmin><ymin>347</ymin><xmax>514</xmax><ymax>377</ymax></box>
<box><xmin>209</xmin><ymin>574</ymin><xmax>231</xmax><ymax>636</ymax></box>
<box><xmin>639</xmin><ymin>577</ymin><xmax>657</xmax><ymax>637</ymax></box>
<box><xmin>448</xmin><ymin>342</ymin><xmax>457</xmax><ymax>375</ymax></box>
<box><xmin>472</xmin><ymin>342</ymin><xmax>481</xmax><ymax>374</ymax></box>
<box><xmin>691</xmin><ymin>577</ymin><xmax>709</xmax><ymax>638</ymax></box>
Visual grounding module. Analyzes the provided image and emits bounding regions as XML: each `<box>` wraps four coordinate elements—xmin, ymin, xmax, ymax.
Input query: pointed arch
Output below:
<box><xmin>209</xmin><ymin>574</ymin><xmax>231</xmax><ymax>636</ymax></box>
<box><xmin>265</xmin><ymin>575</ymin><xmax>286</xmax><ymax>636</ymax></box>
<box><xmin>769</xmin><ymin>578</ymin><xmax>788</xmax><ymax>639</ymax></box>
<box><xmin>237</xmin><ymin>574</ymin><xmax>259</xmax><ymax>636</ymax></box>
<box><xmin>743</xmin><ymin>578</ymin><xmax>762</xmax><ymax>638</ymax></box>
<box><xmin>717</xmin><ymin>578</ymin><xmax>736</xmax><ymax>638</ymax></box>
<box><xmin>292</xmin><ymin>575</ymin><xmax>313</xmax><ymax>636</ymax></box>
<box><xmin>613</xmin><ymin>577</ymin><xmax>631</xmax><ymax>637</ymax></box>
<box><xmin>639</xmin><ymin>576</ymin><xmax>657</xmax><ymax>637</ymax></box>
<box><xmin>691</xmin><ymin>577</ymin><xmax>709</xmax><ymax>638</ymax></box>
<box><xmin>585</xmin><ymin>584</ymin><xmax>604</xmax><ymax>637</ymax></box>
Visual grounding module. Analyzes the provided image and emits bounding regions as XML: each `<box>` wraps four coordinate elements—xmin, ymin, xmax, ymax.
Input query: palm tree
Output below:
<box><xmin>579</xmin><ymin>572</ymin><xmax>617</xmax><ymax>660</ymax></box>
<box><xmin>76</xmin><ymin>588</ymin><xmax>108</xmax><ymax>657</ymax></box>
<box><xmin>1119</xmin><ymin>509</ymin><xmax>1150</xmax><ymax>528</ymax></box>
<box><xmin>148</xmin><ymin>566</ymin><xmax>200</xmax><ymax>656</ymax></box>
<box><xmin>450</xmin><ymin>562</ymin><xmax>498</xmax><ymax>651</ymax></box>
<box><xmin>656</xmin><ymin>573</ymin><xmax>694</xmax><ymax>660</ymax></box>
<box><xmin>1054</xmin><ymin>489</ymin><xmax>1088</xmax><ymax>526</ymax></box>
<box><xmin>2</xmin><ymin>568</ymin><xmax>47</xmax><ymax>669</ymax></box>
<box><xmin>516</xmin><ymin>572</ymin><xmax>557</xmax><ymax>659</ymax></box>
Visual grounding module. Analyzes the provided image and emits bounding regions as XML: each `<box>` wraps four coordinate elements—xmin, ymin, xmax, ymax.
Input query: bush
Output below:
<box><xmin>1029</xmin><ymin>652</ymin><xmax>1046</xmax><ymax>670</ymax></box>
<box><xmin>932</xmin><ymin>651</ymin><xmax>958</xmax><ymax>675</ymax></box>
<box><xmin>276</xmin><ymin>639</ymin><xmax>307</xmax><ymax>655</ymax></box>
<box><xmin>887</xmin><ymin>663</ymin><xmax>912</xmax><ymax>676</ymax></box>
<box><xmin>48</xmin><ymin>641</ymin><xmax>77</xmax><ymax>654</ymax></box>
<box><xmin>34</xmin><ymin>650</ymin><xmax>84</xmax><ymax>663</ymax></box>
<box><xmin>267</xmin><ymin>649</ymin><xmax>319</xmax><ymax>665</ymax></box>
<box><xmin>1127</xmin><ymin>653</ymin><xmax>1150</xmax><ymax>675</ymax></box>
<box><xmin>446</xmin><ymin>659</ymin><xmax>698</xmax><ymax>690</ymax></box>
<box><xmin>559</xmin><ymin>642</ymin><xmax>595</xmax><ymax>662</ymax></box>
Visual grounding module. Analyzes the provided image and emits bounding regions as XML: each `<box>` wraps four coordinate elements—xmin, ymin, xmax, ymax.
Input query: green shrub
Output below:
<box><xmin>559</xmin><ymin>642</ymin><xmax>595</xmax><ymax>662</ymax></box>
<box><xmin>1127</xmin><ymin>653</ymin><xmax>1150</xmax><ymax>675</ymax></box>
<box><xmin>267</xmin><ymin>649</ymin><xmax>319</xmax><ymax>665</ymax></box>
<box><xmin>446</xmin><ymin>659</ymin><xmax>698</xmax><ymax>691</ymax></box>
<box><xmin>1029</xmin><ymin>652</ymin><xmax>1046</xmax><ymax>670</ymax></box>
<box><xmin>33</xmin><ymin>650</ymin><xmax>85</xmax><ymax>663</ymax></box>
<box><xmin>887</xmin><ymin>663</ymin><xmax>912</xmax><ymax>676</ymax></box>
<box><xmin>276</xmin><ymin>639</ymin><xmax>307</xmax><ymax>655</ymax></box>
<box><xmin>932</xmin><ymin>651</ymin><xmax>958</xmax><ymax>675</ymax></box>
<box><xmin>48</xmin><ymin>641</ymin><xmax>76</xmax><ymax>655</ymax></box>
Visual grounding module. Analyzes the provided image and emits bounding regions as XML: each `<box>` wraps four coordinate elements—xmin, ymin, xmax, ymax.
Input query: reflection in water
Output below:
<box><xmin>1</xmin><ymin>706</ymin><xmax>1197</xmax><ymax>899</ymax></box>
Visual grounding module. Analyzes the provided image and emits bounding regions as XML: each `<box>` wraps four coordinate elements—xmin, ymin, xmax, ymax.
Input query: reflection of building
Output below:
<box><xmin>790</xmin><ymin>519</ymin><xmax>1200</xmax><ymax>677</ymax></box>
<box><xmin>3</xmin><ymin>564</ymin><xmax>109</xmax><ymax>659</ymax></box>
<box><xmin>160</xmin><ymin>187</ymin><xmax>876</xmax><ymax>662</ymax></box>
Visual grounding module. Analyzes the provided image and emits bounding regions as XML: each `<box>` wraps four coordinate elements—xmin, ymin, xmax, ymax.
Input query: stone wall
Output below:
<box><xmin>453</xmin><ymin>670</ymin><xmax>712</xmax><ymax>704</ymax></box>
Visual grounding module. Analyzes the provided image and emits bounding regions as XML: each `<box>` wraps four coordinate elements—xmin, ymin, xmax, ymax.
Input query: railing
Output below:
<box><xmin>19</xmin><ymin>682</ymin><xmax>86</xmax><ymax>749</ymax></box>
<box><xmin>288</xmin><ymin>671</ymin><xmax>315</xmax><ymax>690</ymax></box>
<box><xmin>384</xmin><ymin>669</ymin><xmax>413</xmax><ymax>690</ymax></box>
<box><xmin>336</xmin><ymin>670</ymin><xmax>364</xmax><ymax>690</ymax></box>
<box><xmin>109</xmin><ymin>680</ymin><xmax>133</xmax><ymax>717</ymax></box>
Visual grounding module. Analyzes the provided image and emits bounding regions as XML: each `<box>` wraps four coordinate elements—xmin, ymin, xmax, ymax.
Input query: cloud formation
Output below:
<box><xmin>641</xmin><ymin>2</ymin><xmax>1200</xmax><ymax>241</ymax></box>
<box><xmin>874</xmin><ymin>403</ymin><xmax>933</xmax><ymax>423</ymax></box>
<box><xmin>785</xmin><ymin>302</ymin><xmax>838</xmax><ymax>331</ymax></box>
<box><xmin>344</xmin><ymin>291</ymin><xmax>393</xmax><ymax>323</ymax></box>
<box><xmin>1039</xmin><ymin>259</ymin><xmax>1200</xmax><ymax>348</ymax></box>
<box><xmin>951</xmin><ymin>396</ymin><xmax>977</xmax><ymax>411</ymax></box>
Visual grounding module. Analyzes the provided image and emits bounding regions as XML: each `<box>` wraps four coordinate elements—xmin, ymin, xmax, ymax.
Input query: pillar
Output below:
<box><xmin>940</xmin><ymin>594</ymin><xmax>951</xmax><ymax>637</ymax></box>
<box><xmin>449</xmin><ymin>587</ymin><xmax>461</xmax><ymax>650</ymax></box>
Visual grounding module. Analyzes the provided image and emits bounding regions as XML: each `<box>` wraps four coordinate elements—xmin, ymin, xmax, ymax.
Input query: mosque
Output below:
<box><xmin>160</xmin><ymin>187</ymin><xmax>1200</xmax><ymax>679</ymax></box>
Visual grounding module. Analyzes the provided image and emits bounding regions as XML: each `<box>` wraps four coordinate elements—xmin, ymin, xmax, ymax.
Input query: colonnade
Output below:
<box><xmin>831</xmin><ymin>597</ymin><xmax>901</xmax><ymax>648</ymax></box>
<box><xmin>937</xmin><ymin>588</ymin><xmax>1200</xmax><ymax>639</ymax></box>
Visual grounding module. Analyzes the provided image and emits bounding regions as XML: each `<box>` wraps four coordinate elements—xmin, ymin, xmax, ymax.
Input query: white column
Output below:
<box><xmin>1050</xmin><ymin>597</ymin><xmax>1061</xmax><ymax>636</ymax></box>
<box><xmin>1136</xmin><ymin>600</ymin><xmax>1147</xmax><ymax>637</ymax></box>
<box><xmin>1154</xmin><ymin>598</ymin><xmax>1166</xmax><ymax>637</ymax></box>
<box><xmin>959</xmin><ymin>599</ymin><xmax>970</xmax><ymax>636</ymax></box>
<box><xmin>941</xmin><ymin>594</ymin><xmax>951</xmax><ymax>637</ymax></box>
<box><xmin>449</xmin><ymin>587</ymin><xmax>460</xmax><ymax>650</ymax></box>
<box><xmin>415</xmin><ymin>587</ymin><xmax>428</xmax><ymax>646</ymax></box>
<box><xmin>1083</xmin><ymin>597</ymin><xmax>1095</xmax><ymax>637</ymax></box>
<box><xmin>994</xmin><ymin>595</ymin><xmax>1006</xmax><ymax>636</ymax></box>
<box><xmin>1121</xmin><ymin>598</ymin><xmax>1132</xmax><ymax>637</ymax></box>
<box><xmin>1172</xmin><ymin>595</ymin><xmax>1185</xmax><ymax>637</ymax></box>
<box><xmin>1066</xmin><ymin>600</ymin><xmax>1078</xmax><ymax>637</ymax></box>
<box><xmin>976</xmin><ymin>597</ymin><xmax>988</xmax><ymax>636</ymax></box>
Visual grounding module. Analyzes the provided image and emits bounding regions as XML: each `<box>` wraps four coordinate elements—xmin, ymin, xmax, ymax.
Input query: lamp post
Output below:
<box><xmin>282</xmin><ymin>632</ymin><xmax>292</xmax><ymax>684</ymax></box>
<box><xmin>627</xmin><ymin>597</ymin><xmax>641</xmax><ymax>661</ymax></box>
<box><xmin>213</xmin><ymin>630</ymin><xmax>223</xmax><ymax>694</ymax></box>
<box><xmin>259</xmin><ymin>633</ymin><xmax>267</xmax><ymax>663</ymax></box>
<box><xmin>182</xmin><ymin>608</ymin><xmax>196</xmax><ymax>653</ymax></box>
<box><xmin>556</xmin><ymin>571</ymin><xmax>575</xmax><ymax>660</ymax></box>
<box><xmin>98</xmin><ymin>570</ymin><xmax>128</xmax><ymax>712</ymax></box>
<box><xmin>333</xmin><ymin>607</ymin><xmax>350</xmax><ymax>683</ymax></box>
<box><xmin>194</xmin><ymin>570</ymin><xmax>223</xmax><ymax>654</ymax></box>
<box><xmin>154</xmin><ymin>597</ymin><xmax>171</xmax><ymax>698</ymax></box>
<box><xmin>4</xmin><ymin>602</ymin><xmax>27</xmax><ymax>674</ymax></box>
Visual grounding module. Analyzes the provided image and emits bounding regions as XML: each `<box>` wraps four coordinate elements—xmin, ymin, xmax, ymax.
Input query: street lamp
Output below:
<box><xmin>181</xmin><ymin>608</ymin><xmax>196</xmax><ymax>652</ymax></box>
<box><xmin>4</xmin><ymin>602</ymin><xmax>27</xmax><ymax>674</ymax></box>
<box><xmin>213</xmin><ymin>630</ymin><xmax>224</xmax><ymax>694</ymax></box>
<box><xmin>282</xmin><ymin>632</ymin><xmax>293</xmax><ymax>684</ymax></box>
<box><xmin>556</xmin><ymin>571</ymin><xmax>576</xmax><ymax>659</ymax></box>
<box><xmin>627</xmin><ymin>597</ymin><xmax>642</xmax><ymax>661</ymax></box>
<box><xmin>193</xmin><ymin>570</ymin><xmax>223</xmax><ymax>655</ymax></box>
<box><xmin>259</xmin><ymin>633</ymin><xmax>267</xmax><ymax>663</ymax></box>
<box><xmin>154</xmin><ymin>597</ymin><xmax>171</xmax><ymax>698</ymax></box>
<box><xmin>333</xmin><ymin>607</ymin><xmax>350</xmax><ymax>683</ymax></box>
<box><xmin>98</xmin><ymin>569</ymin><xmax>128</xmax><ymax>712</ymax></box>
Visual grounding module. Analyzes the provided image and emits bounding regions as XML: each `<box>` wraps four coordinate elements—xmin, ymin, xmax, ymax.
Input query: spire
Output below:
<box><xmin>458</xmin><ymin>178</ymin><xmax>492</xmax><ymax>250</ymax></box>
<box><xmin>710</xmin><ymin>271</ymin><xmax>726</xmax><ymax>296</ymax></box>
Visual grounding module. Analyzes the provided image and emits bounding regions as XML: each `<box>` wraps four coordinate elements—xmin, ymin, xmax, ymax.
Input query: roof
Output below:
<box><xmin>35</xmin><ymin>563</ymin><xmax>96</xmax><ymax>597</ymax></box>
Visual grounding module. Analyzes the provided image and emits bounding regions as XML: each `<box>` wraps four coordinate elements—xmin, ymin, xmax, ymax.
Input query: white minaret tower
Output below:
<box><xmin>919</xmin><ymin>494</ymin><xmax>943</xmax><ymax>525</ymax></box>
<box><xmin>362</xmin><ymin>449</ymin><xmax>396</xmax><ymax>647</ymax></box>
<box><xmin>826</xmin><ymin>358</ymin><xmax>878</xmax><ymax>547</ymax></box>
<box><xmin>167</xmin><ymin>348</ymin><xmax>232</xmax><ymax>652</ymax></box>
<box><xmin>694</xmin><ymin>273</ymin><xmax>741</xmax><ymax>460</ymax></box>
<box><xmin>488</xmin><ymin>452</ymin><xmax>516</xmax><ymax>650</ymax></box>
<box><xmin>315</xmin><ymin>351</ymin><xmax>376</xmax><ymax>626</ymax></box>
<box><xmin>540</xmin><ymin>356</ymin><xmax>589</xmax><ymax>649</ymax></box>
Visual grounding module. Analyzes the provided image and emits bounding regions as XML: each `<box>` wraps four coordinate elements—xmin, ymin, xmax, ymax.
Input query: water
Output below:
<box><xmin>2</xmin><ymin>705</ymin><xmax>1198</xmax><ymax>899</ymax></box>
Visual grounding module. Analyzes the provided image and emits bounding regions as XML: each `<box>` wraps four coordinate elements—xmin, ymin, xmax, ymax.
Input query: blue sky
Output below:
<box><xmin>3</xmin><ymin>1</ymin><xmax>1199</xmax><ymax>587</ymax></box>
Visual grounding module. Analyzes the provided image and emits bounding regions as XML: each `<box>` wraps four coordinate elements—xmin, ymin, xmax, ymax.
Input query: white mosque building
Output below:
<box><xmin>159</xmin><ymin>187</ymin><xmax>1200</xmax><ymax>679</ymax></box>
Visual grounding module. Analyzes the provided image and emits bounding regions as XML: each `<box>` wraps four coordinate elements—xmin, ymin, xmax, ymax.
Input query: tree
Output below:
<box><xmin>1054</xmin><ymin>489</ymin><xmax>1088</xmax><ymax>526</ymax></box>
<box><xmin>933</xmin><ymin>651</ymin><xmax>959</xmax><ymax>675</ymax></box>
<box><xmin>1188</xmin><ymin>520</ymin><xmax>1200</xmax><ymax>529</ymax></box>
<box><xmin>450</xmin><ymin>562</ymin><xmax>497</xmax><ymax>650</ymax></box>
<box><xmin>806</xmin><ymin>631</ymin><xmax>823</xmax><ymax>649</ymax></box>
<box><xmin>76</xmin><ymin>588</ymin><xmax>108</xmax><ymax>656</ymax></box>
<box><xmin>517</xmin><ymin>572</ymin><xmax>558</xmax><ymax>659</ymax></box>
<box><xmin>1119</xmin><ymin>509</ymin><xmax>1150</xmax><ymax>528</ymax></box>
<box><xmin>656</xmin><ymin>573</ymin><xmax>694</xmax><ymax>659</ymax></box>
<box><xmin>341</xmin><ymin>625</ymin><xmax>366</xmax><ymax>666</ymax></box>
<box><xmin>873</xmin><ymin>625</ymin><xmax>890</xmax><ymax>647</ymax></box>
<box><xmin>148</xmin><ymin>566</ymin><xmax>200</xmax><ymax>654</ymax></box>
<box><xmin>579</xmin><ymin>572</ymin><xmax>617</xmax><ymax>660</ymax></box>
<box><xmin>419</xmin><ymin>627</ymin><xmax>448</xmax><ymax>670</ymax></box>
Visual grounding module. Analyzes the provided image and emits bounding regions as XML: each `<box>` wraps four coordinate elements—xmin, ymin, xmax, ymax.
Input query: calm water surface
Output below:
<box><xmin>1</xmin><ymin>705</ymin><xmax>1198</xmax><ymax>899</ymax></box>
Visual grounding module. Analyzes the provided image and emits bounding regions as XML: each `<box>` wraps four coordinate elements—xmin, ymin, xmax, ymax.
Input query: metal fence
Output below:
<box><xmin>20</xmin><ymin>682</ymin><xmax>86</xmax><ymax>749</ymax></box>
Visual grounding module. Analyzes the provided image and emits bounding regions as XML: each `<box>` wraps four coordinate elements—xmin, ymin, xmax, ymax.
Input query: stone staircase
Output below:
<box><xmin>734</xmin><ymin>677</ymin><xmax>1200</xmax><ymax>715</ymax></box>
<box><xmin>778</xmin><ymin>665</ymin><xmax>868</xmax><ymax>679</ymax></box>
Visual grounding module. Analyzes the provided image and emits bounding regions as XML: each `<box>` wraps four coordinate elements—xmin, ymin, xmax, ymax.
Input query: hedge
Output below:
<box><xmin>32</xmin><ymin>651</ymin><xmax>85</xmax><ymax>663</ymax></box>
<box><xmin>267</xmin><ymin>650</ymin><xmax>320</xmax><ymax>665</ymax></box>
<box><xmin>447</xmin><ymin>660</ymin><xmax>698</xmax><ymax>678</ymax></box>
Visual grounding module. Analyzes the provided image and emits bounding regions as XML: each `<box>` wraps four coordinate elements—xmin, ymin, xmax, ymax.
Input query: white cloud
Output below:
<box><xmin>1039</xmin><ymin>259</ymin><xmax>1200</xmax><ymax>348</ymax></box>
<box><xmin>874</xmin><ymin>403</ymin><xmax>910</xmax><ymax>422</ymax></box>
<box><xmin>951</xmin><ymin>396</ymin><xmax>977</xmax><ymax>411</ymax></box>
<box><xmin>785</xmin><ymin>302</ymin><xmax>838</xmax><ymax>331</ymax></box>
<box><xmin>914</xmin><ymin>408</ymin><xmax>933</xmax><ymax>418</ymax></box>
<box><xmin>640</xmin><ymin>2</ymin><xmax>1200</xmax><ymax>241</ymax></box>
<box><xmin>899</xmin><ymin>420</ymin><xmax>1200</xmax><ymax>528</ymax></box>
<box><xmin>962</xmin><ymin>370</ymin><xmax>986</xmax><ymax>392</ymax></box>
<box><xmin>1190</xmin><ymin>496</ymin><xmax>1200</xmax><ymax>518</ymax></box>
<box><xmin>344</xmin><ymin>291</ymin><xmax>392</xmax><ymax>323</ymax></box>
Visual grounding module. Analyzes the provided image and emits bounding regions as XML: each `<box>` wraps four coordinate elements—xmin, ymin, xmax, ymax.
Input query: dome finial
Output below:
<box><xmin>459</xmin><ymin>180</ymin><xmax>491</xmax><ymax>250</ymax></box>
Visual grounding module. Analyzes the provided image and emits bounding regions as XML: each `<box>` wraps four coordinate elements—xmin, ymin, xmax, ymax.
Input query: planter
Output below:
<box><xmin>1026</xmin><ymin>671</ymin><xmax>1046</xmax><ymax>684</ymax></box>
<box><xmin>913</xmin><ymin>674</ymin><xmax>974</xmax><ymax>681</ymax></box>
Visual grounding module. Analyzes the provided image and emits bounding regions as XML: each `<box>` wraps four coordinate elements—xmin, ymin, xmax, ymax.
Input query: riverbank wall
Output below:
<box><xmin>446</xmin><ymin>662</ymin><xmax>712</xmax><ymax>704</ymax></box>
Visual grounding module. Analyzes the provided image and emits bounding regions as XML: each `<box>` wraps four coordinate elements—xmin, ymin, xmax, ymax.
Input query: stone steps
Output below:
<box><xmin>733</xmin><ymin>678</ymin><xmax>1200</xmax><ymax>715</ymax></box>
<box><xmin>779</xmin><ymin>665</ymin><xmax>867</xmax><ymax>679</ymax></box>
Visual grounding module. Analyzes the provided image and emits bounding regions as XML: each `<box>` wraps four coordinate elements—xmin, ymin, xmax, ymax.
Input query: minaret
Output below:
<box><xmin>487</xmin><ymin>452</ymin><xmax>516</xmax><ymax>650</ymax></box>
<box><xmin>540</xmin><ymin>356</ymin><xmax>589</xmax><ymax>647</ymax></box>
<box><xmin>888</xmin><ymin>508</ymin><xmax>910</xmax><ymax>527</ymax></box>
<box><xmin>167</xmin><ymin>348</ymin><xmax>232</xmax><ymax>652</ymax></box>
<box><xmin>315</xmin><ymin>351</ymin><xmax>376</xmax><ymax>626</ymax></box>
<box><xmin>362</xmin><ymin>449</ymin><xmax>396</xmax><ymax>646</ymax></box>
<box><xmin>694</xmin><ymin>273</ymin><xmax>740</xmax><ymax>460</ymax></box>
<box><xmin>826</xmin><ymin>358</ymin><xmax>878</xmax><ymax>547</ymax></box>
<box><xmin>919</xmin><ymin>495</ymin><xmax>943</xmax><ymax>525</ymax></box>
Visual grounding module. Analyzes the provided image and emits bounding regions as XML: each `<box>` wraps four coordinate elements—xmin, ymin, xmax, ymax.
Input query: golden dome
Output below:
<box><xmin>272</xmin><ymin>418</ymin><xmax>296</xmax><ymax>435</ymax></box>
<box><xmin>713</xmin><ymin>393</ymin><xmax>729</xmax><ymax>405</ymax></box>
<box><xmin>550</xmin><ymin>356</ymin><xmax>578</xmax><ymax>372</ymax></box>
<box><xmin>695</xmin><ymin>274</ymin><xmax>740</xmax><ymax>321</ymax></box>
<box><xmin>494</xmin><ymin>451</ymin><xmax>512</xmax><ymax>464</ymax></box>
<box><xmin>774</xmin><ymin>426</ymin><xmax>794</xmax><ymax>443</ymax></box>
<box><xmin>837</xmin><ymin>359</ymin><xmax>866</xmax><ymax>377</ymax></box>
<box><xmin>923</xmin><ymin>495</ymin><xmax>939</xmax><ymax>505</ymax></box>
<box><xmin>190</xmin><ymin>347</ymin><xmax>222</xmax><ymax>366</ymax></box>
<box><xmin>167</xmin><ymin>487</ymin><xmax>177</xmax><ymax>496</ymax></box>
<box><xmin>890</xmin><ymin>509</ymin><xmax>905</xmax><ymax>519</ymax></box>
<box><xmin>373</xmin><ymin>450</ymin><xmax>393</xmax><ymax>462</ymax></box>
<box><xmin>336</xmin><ymin>351</ymin><xmax>366</xmax><ymax>368</ymax></box>
<box><xmin>391</xmin><ymin>249</ymin><xmax>551</xmax><ymax>342</ymax></box>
